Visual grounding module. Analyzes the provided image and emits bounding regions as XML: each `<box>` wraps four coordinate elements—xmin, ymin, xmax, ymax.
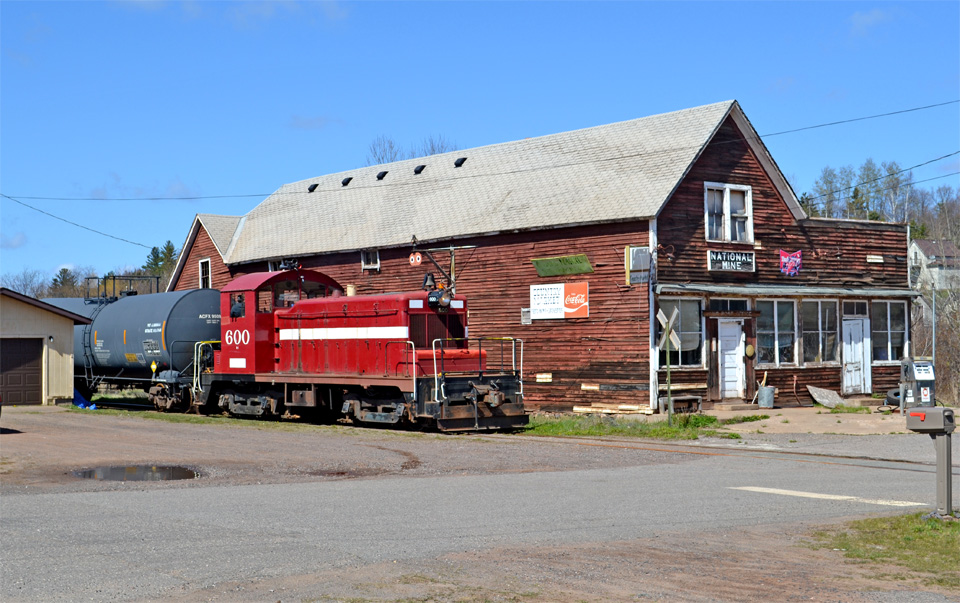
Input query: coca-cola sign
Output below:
<box><xmin>530</xmin><ymin>282</ymin><xmax>589</xmax><ymax>319</ymax></box>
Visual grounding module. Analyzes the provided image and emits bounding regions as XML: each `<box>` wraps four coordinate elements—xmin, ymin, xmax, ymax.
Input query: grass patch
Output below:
<box><xmin>829</xmin><ymin>405</ymin><xmax>871</xmax><ymax>414</ymax></box>
<box><xmin>524</xmin><ymin>413</ymin><xmax>742</xmax><ymax>440</ymax></box>
<box><xmin>525</xmin><ymin>414</ymin><xmax>720</xmax><ymax>439</ymax></box>
<box><xmin>719</xmin><ymin>414</ymin><xmax>769</xmax><ymax>425</ymax></box>
<box><xmin>810</xmin><ymin>513</ymin><xmax>960</xmax><ymax>589</ymax></box>
<box><xmin>524</xmin><ymin>413</ymin><xmax>772</xmax><ymax>441</ymax></box>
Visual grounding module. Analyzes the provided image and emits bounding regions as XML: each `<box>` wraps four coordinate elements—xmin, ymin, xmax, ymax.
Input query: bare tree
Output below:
<box><xmin>1</xmin><ymin>268</ymin><xmax>49</xmax><ymax>298</ymax></box>
<box><xmin>365</xmin><ymin>135</ymin><xmax>404</xmax><ymax>166</ymax></box>
<box><xmin>411</xmin><ymin>134</ymin><xmax>457</xmax><ymax>159</ymax></box>
<box><xmin>365</xmin><ymin>134</ymin><xmax>460</xmax><ymax>166</ymax></box>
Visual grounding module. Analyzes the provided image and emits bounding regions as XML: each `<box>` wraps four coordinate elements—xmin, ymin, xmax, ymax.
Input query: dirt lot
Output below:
<box><xmin>1</xmin><ymin>405</ymin><xmax>956</xmax><ymax>602</ymax></box>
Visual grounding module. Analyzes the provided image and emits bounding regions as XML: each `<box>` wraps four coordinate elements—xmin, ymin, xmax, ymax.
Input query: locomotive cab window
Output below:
<box><xmin>229</xmin><ymin>293</ymin><xmax>246</xmax><ymax>319</ymax></box>
<box><xmin>302</xmin><ymin>280</ymin><xmax>335</xmax><ymax>299</ymax></box>
<box><xmin>273</xmin><ymin>280</ymin><xmax>300</xmax><ymax>308</ymax></box>
<box><xmin>257</xmin><ymin>289</ymin><xmax>273</xmax><ymax>313</ymax></box>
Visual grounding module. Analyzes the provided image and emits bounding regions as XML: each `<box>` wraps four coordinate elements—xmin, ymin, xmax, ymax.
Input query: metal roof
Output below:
<box><xmin>655</xmin><ymin>283</ymin><xmax>919</xmax><ymax>298</ymax></box>
<box><xmin>220</xmin><ymin>269</ymin><xmax>342</xmax><ymax>292</ymax></box>
<box><xmin>220</xmin><ymin>100</ymin><xmax>801</xmax><ymax>265</ymax></box>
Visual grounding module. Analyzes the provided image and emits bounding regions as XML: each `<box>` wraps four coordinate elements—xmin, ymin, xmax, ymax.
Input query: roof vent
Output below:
<box><xmin>341</xmin><ymin>177</ymin><xmax>353</xmax><ymax>187</ymax></box>
<box><xmin>414</xmin><ymin>165</ymin><xmax>426</xmax><ymax>175</ymax></box>
<box><xmin>307</xmin><ymin>183</ymin><xmax>319</xmax><ymax>193</ymax></box>
<box><xmin>454</xmin><ymin>157</ymin><xmax>467</xmax><ymax>168</ymax></box>
<box><xmin>377</xmin><ymin>171</ymin><xmax>388</xmax><ymax>181</ymax></box>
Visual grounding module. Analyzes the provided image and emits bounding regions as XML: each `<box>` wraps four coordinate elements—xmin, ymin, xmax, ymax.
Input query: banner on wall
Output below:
<box><xmin>530</xmin><ymin>282</ymin><xmax>589</xmax><ymax>319</ymax></box>
<box><xmin>780</xmin><ymin>249</ymin><xmax>802</xmax><ymax>276</ymax></box>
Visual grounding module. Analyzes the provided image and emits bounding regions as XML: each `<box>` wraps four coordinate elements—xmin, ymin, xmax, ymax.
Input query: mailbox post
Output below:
<box><xmin>905</xmin><ymin>407</ymin><xmax>955</xmax><ymax>517</ymax></box>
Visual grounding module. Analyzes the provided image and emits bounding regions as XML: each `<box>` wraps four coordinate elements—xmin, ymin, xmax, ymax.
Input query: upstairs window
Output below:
<box><xmin>198</xmin><ymin>259</ymin><xmax>211</xmax><ymax>289</ymax></box>
<box><xmin>705</xmin><ymin>182</ymin><xmax>753</xmax><ymax>243</ymax></box>
<box><xmin>361</xmin><ymin>250</ymin><xmax>380</xmax><ymax>271</ymax></box>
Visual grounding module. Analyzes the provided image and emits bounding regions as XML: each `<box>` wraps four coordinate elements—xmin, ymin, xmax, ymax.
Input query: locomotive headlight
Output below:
<box><xmin>427</xmin><ymin>290</ymin><xmax>452</xmax><ymax>308</ymax></box>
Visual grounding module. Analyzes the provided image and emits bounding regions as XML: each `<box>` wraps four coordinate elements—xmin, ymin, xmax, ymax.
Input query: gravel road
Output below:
<box><xmin>1</xmin><ymin>405</ymin><xmax>957</xmax><ymax>602</ymax></box>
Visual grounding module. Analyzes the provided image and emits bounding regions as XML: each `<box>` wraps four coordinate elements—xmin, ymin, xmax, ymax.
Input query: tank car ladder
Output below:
<box><xmin>79</xmin><ymin>300</ymin><xmax>109</xmax><ymax>395</ymax></box>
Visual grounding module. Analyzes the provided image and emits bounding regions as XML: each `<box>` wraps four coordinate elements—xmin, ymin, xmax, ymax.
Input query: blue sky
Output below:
<box><xmin>2</xmin><ymin>1</ymin><xmax>958</xmax><ymax>280</ymax></box>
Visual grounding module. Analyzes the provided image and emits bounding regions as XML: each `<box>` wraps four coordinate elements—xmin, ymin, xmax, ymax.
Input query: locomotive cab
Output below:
<box><xmin>216</xmin><ymin>270</ymin><xmax>343</xmax><ymax>375</ymax></box>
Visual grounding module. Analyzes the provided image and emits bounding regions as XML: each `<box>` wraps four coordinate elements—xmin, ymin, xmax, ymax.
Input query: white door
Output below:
<box><xmin>718</xmin><ymin>320</ymin><xmax>744</xmax><ymax>398</ymax></box>
<box><xmin>842</xmin><ymin>319</ymin><xmax>867</xmax><ymax>395</ymax></box>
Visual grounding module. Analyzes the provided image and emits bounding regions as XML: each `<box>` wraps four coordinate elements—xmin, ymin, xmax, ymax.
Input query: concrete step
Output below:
<box><xmin>840</xmin><ymin>397</ymin><xmax>885</xmax><ymax>407</ymax></box>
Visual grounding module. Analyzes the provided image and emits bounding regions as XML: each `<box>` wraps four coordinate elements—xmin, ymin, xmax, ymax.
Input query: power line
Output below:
<box><xmin>802</xmin><ymin>151</ymin><xmax>960</xmax><ymax>206</ymax></box>
<box><xmin>1</xmin><ymin>194</ymin><xmax>151</xmax><ymax>248</ymax></box>
<box><xmin>761</xmin><ymin>100</ymin><xmax>959</xmax><ymax>138</ymax></box>
<box><xmin>3</xmin><ymin>99</ymin><xmax>957</xmax><ymax>202</ymax></box>
<box><xmin>803</xmin><ymin>171</ymin><xmax>960</xmax><ymax>211</ymax></box>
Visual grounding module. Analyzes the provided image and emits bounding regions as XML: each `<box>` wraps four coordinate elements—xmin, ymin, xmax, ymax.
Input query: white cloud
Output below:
<box><xmin>849</xmin><ymin>8</ymin><xmax>893</xmax><ymax>37</ymax></box>
<box><xmin>87</xmin><ymin>173</ymin><xmax>201</xmax><ymax>200</ymax></box>
<box><xmin>1</xmin><ymin>232</ymin><xmax>28</xmax><ymax>250</ymax></box>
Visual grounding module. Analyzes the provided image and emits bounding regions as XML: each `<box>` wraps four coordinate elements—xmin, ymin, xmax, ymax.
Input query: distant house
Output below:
<box><xmin>910</xmin><ymin>239</ymin><xmax>960</xmax><ymax>290</ymax></box>
<box><xmin>168</xmin><ymin>100</ymin><xmax>916</xmax><ymax>411</ymax></box>
<box><xmin>0</xmin><ymin>288</ymin><xmax>91</xmax><ymax>405</ymax></box>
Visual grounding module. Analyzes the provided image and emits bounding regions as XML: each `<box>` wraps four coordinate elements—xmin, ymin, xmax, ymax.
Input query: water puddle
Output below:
<box><xmin>72</xmin><ymin>465</ymin><xmax>198</xmax><ymax>481</ymax></box>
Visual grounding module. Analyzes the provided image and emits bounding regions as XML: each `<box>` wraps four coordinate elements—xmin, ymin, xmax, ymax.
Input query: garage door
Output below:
<box><xmin>1</xmin><ymin>338</ymin><xmax>43</xmax><ymax>404</ymax></box>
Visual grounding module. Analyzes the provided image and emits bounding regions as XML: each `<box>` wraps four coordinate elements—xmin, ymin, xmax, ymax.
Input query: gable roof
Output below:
<box><xmin>167</xmin><ymin>213</ymin><xmax>242</xmax><ymax>292</ymax></box>
<box><xmin>913</xmin><ymin>239</ymin><xmax>960</xmax><ymax>258</ymax></box>
<box><xmin>0</xmin><ymin>288</ymin><xmax>92</xmax><ymax>324</ymax></box>
<box><xmin>173</xmin><ymin>100</ymin><xmax>803</xmax><ymax>282</ymax></box>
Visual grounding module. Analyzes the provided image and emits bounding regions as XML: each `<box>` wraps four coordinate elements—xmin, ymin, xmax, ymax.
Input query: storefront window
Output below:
<box><xmin>658</xmin><ymin>299</ymin><xmax>702</xmax><ymax>367</ymax></box>
<box><xmin>757</xmin><ymin>300</ymin><xmax>796</xmax><ymax>365</ymax></box>
<box><xmin>801</xmin><ymin>301</ymin><xmax>837</xmax><ymax>363</ymax></box>
<box><xmin>871</xmin><ymin>301</ymin><xmax>906</xmax><ymax>362</ymax></box>
<box><xmin>708</xmin><ymin>299</ymin><xmax>748</xmax><ymax>312</ymax></box>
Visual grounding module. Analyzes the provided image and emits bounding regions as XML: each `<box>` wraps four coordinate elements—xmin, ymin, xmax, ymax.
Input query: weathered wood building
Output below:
<box><xmin>169</xmin><ymin>101</ymin><xmax>915</xmax><ymax>411</ymax></box>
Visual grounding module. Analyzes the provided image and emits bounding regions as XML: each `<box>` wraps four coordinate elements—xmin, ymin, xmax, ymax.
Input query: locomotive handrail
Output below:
<box><xmin>383</xmin><ymin>340</ymin><xmax>417</xmax><ymax>405</ymax></box>
<box><xmin>192</xmin><ymin>340</ymin><xmax>220</xmax><ymax>397</ymax></box>
<box><xmin>430</xmin><ymin>337</ymin><xmax>524</xmax><ymax>404</ymax></box>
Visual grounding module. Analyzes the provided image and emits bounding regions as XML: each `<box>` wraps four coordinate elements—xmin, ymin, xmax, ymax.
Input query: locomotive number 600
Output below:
<box><xmin>224</xmin><ymin>329</ymin><xmax>250</xmax><ymax>346</ymax></box>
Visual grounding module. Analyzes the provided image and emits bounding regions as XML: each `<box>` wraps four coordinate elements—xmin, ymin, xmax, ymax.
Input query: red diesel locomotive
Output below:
<box><xmin>149</xmin><ymin>269</ymin><xmax>527</xmax><ymax>432</ymax></box>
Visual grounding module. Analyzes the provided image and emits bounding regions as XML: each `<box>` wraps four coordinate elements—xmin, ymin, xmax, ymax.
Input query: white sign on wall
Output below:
<box><xmin>530</xmin><ymin>283</ymin><xmax>565</xmax><ymax>319</ymax></box>
<box><xmin>530</xmin><ymin>283</ymin><xmax>589</xmax><ymax>320</ymax></box>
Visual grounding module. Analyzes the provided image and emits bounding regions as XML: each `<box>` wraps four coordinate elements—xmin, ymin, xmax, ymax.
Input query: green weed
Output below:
<box><xmin>720</xmin><ymin>414</ymin><xmax>769</xmax><ymax>425</ymax></box>
<box><xmin>810</xmin><ymin>513</ymin><xmax>960</xmax><ymax>589</ymax></box>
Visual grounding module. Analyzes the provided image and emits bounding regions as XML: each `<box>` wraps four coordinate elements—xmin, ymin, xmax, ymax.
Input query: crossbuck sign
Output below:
<box><xmin>656</xmin><ymin>307</ymin><xmax>681</xmax><ymax>351</ymax></box>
